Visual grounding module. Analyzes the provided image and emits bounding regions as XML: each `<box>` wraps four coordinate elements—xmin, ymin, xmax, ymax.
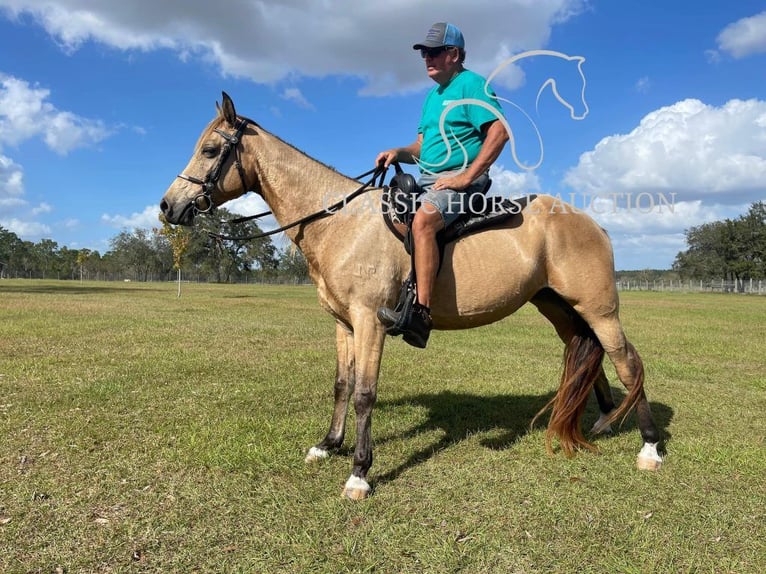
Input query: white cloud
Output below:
<box><xmin>0</xmin><ymin>153</ymin><xmax>24</xmax><ymax>204</ymax></box>
<box><xmin>561</xmin><ymin>99</ymin><xmax>766</xmax><ymax>268</ymax></box>
<box><xmin>608</xmin><ymin>232</ymin><xmax>687</xmax><ymax>271</ymax></box>
<box><xmin>101</xmin><ymin>204</ymin><xmax>162</xmax><ymax>229</ymax></box>
<box><xmin>0</xmin><ymin>74</ymin><xmax>111</xmax><ymax>154</ymax></box>
<box><xmin>489</xmin><ymin>164</ymin><xmax>541</xmax><ymax>197</ymax></box>
<box><xmin>0</xmin><ymin>73</ymin><xmax>114</xmax><ymax>239</ymax></box>
<box><xmin>0</xmin><ymin>0</ymin><xmax>585</xmax><ymax>95</ymax></box>
<box><xmin>635</xmin><ymin>76</ymin><xmax>650</xmax><ymax>93</ymax></box>
<box><xmin>564</xmin><ymin>98</ymin><xmax>766</xmax><ymax>204</ymax></box>
<box><xmin>704</xmin><ymin>49</ymin><xmax>721</xmax><ymax>64</ymax></box>
<box><xmin>281</xmin><ymin>88</ymin><xmax>314</xmax><ymax>110</ymax></box>
<box><xmin>227</xmin><ymin>193</ymin><xmax>278</xmax><ymax>232</ymax></box>
<box><xmin>0</xmin><ymin>217</ymin><xmax>51</xmax><ymax>238</ymax></box>
<box><xmin>587</xmin><ymin>198</ymin><xmax>749</xmax><ymax>235</ymax></box>
<box><xmin>716</xmin><ymin>10</ymin><xmax>766</xmax><ymax>59</ymax></box>
<box><xmin>31</xmin><ymin>202</ymin><xmax>52</xmax><ymax>215</ymax></box>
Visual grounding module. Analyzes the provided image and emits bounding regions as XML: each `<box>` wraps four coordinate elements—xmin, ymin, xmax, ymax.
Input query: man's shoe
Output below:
<box><xmin>377</xmin><ymin>303</ymin><xmax>432</xmax><ymax>348</ymax></box>
<box><xmin>402</xmin><ymin>304</ymin><xmax>433</xmax><ymax>348</ymax></box>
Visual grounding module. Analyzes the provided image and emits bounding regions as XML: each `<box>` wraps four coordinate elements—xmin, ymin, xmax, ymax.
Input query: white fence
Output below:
<box><xmin>616</xmin><ymin>278</ymin><xmax>765</xmax><ymax>294</ymax></box>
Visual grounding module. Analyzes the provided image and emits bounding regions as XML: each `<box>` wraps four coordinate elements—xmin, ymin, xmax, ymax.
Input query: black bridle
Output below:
<box><xmin>176</xmin><ymin>114</ymin><xmax>394</xmax><ymax>242</ymax></box>
<box><xmin>176</xmin><ymin>118</ymin><xmax>253</xmax><ymax>214</ymax></box>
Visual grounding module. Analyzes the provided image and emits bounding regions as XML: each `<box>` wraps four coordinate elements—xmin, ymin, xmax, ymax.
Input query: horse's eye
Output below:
<box><xmin>201</xmin><ymin>146</ymin><xmax>218</xmax><ymax>158</ymax></box>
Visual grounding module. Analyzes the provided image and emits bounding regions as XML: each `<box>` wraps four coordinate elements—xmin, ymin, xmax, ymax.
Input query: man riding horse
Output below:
<box><xmin>375</xmin><ymin>22</ymin><xmax>510</xmax><ymax>348</ymax></box>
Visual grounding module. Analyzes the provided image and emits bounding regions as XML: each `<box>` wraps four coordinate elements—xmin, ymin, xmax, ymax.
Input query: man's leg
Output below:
<box><xmin>411</xmin><ymin>205</ymin><xmax>445</xmax><ymax>308</ymax></box>
<box><xmin>375</xmin><ymin>203</ymin><xmax>440</xmax><ymax>348</ymax></box>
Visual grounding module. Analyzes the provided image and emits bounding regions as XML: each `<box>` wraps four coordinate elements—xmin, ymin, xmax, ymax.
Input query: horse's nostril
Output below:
<box><xmin>160</xmin><ymin>199</ymin><xmax>169</xmax><ymax>214</ymax></box>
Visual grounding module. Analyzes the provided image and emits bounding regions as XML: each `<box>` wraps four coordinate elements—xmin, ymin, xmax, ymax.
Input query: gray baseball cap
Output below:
<box><xmin>413</xmin><ymin>22</ymin><xmax>465</xmax><ymax>50</ymax></box>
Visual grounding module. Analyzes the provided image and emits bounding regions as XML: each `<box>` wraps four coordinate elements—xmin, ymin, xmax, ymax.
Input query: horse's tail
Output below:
<box><xmin>532</xmin><ymin>313</ymin><xmax>646</xmax><ymax>456</ymax></box>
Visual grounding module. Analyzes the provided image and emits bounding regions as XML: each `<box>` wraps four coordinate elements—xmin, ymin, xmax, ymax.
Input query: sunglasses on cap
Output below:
<box><xmin>420</xmin><ymin>46</ymin><xmax>455</xmax><ymax>59</ymax></box>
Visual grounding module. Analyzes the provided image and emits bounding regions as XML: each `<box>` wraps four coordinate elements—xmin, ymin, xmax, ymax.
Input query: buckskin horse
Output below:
<box><xmin>160</xmin><ymin>92</ymin><xmax>662</xmax><ymax>500</ymax></box>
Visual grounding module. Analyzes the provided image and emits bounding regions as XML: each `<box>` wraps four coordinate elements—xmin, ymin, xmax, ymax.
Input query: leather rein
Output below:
<box><xmin>176</xmin><ymin>116</ymin><xmax>389</xmax><ymax>242</ymax></box>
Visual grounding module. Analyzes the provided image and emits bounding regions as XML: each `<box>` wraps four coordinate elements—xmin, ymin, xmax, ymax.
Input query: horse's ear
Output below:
<box><xmin>221</xmin><ymin>91</ymin><xmax>237</xmax><ymax>127</ymax></box>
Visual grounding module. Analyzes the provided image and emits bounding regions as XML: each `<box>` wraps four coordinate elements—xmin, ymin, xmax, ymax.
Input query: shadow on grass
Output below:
<box><xmin>0</xmin><ymin>282</ymin><xmax>166</xmax><ymax>295</ymax></box>
<box><xmin>373</xmin><ymin>389</ymin><xmax>673</xmax><ymax>488</ymax></box>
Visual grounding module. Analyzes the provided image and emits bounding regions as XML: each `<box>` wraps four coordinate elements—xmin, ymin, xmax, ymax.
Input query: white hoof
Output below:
<box><xmin>636</xmin><ymin>442</ymin><xmax>662</xmax><ymax>471</ymax></box>
<box><xmin>591</xmin><ymin>412</ymin><xmax>613</xmax><ymax>435</ymax></box>
<box><xmin>305</xmin><ymin>446</ymin><xmax>329</xmax><ymax>463</ymax></box>
<box><xmin>341</xmin><ymin>475</ymin><xmax>371</xmax><ymax>500</ymax></box>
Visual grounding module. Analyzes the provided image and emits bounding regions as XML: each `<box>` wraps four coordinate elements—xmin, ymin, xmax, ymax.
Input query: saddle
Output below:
<box><xmin>379</xmin><ymin>171</ymin><xmax>536</xmax><ymax>339</ymax></box>
<box><xmin>381</xmin><ymin>171</ymin><xmax>536</xmax><ymax>252</ymax></box>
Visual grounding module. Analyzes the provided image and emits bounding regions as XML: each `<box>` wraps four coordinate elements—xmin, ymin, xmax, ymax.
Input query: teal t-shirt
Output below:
<box><xmin>417</xmin><ymin>69</ymin><xmax>504</xmax><ymax>173</ymax></box>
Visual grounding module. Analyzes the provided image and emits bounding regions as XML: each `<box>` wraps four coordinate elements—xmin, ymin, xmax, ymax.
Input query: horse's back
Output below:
<box><xmin>431</xmin><ymin>195</ymin><xmax>616</xmax><ymax>328</ymax></box>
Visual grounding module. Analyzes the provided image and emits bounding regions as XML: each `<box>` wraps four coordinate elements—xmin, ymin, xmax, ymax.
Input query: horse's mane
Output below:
<box><xmin>207</xmin><ymin>114</ymin><xmax>363</xmax><ymax>186</ymax></box>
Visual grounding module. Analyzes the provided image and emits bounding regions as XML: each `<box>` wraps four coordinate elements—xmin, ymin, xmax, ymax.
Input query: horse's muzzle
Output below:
<box><xmin>159</xmin><ymin>197</ymin><xmax>195</xmax><ymax>226</ymax></box>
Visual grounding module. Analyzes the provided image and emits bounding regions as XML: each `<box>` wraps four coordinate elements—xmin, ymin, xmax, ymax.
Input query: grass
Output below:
<box><xmin>0</xmin><ymin>280</ymin><xmax>764</xmax><ymax>573</ymax></box>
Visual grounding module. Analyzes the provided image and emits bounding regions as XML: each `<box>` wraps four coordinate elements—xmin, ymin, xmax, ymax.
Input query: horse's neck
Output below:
<box><xmin>250</xmin><ymin>129</ymin><xmax>385</xmax><ymax>263</ymax></box>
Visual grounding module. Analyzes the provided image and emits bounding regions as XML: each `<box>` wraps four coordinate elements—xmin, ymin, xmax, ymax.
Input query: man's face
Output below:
<box><xmin>421</xmin><ymin>46</ymin><xmax>460</xmax><ymax>84</ymax></box>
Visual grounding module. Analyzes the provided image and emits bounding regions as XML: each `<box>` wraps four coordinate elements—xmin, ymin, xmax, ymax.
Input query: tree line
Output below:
<box><xmin>0</xmin><ymin>208</ymin><xmax>309</xmax><ymax>283</ymax></box>
<box><xmin>2</xmin><ymin>202</ymin><xmax>763</xmax><ymax>284</ymax></box>
<box><xmin>672</xmin><ymin>201</ymin><xmax>765</xmax><ymax>281</ymax></box>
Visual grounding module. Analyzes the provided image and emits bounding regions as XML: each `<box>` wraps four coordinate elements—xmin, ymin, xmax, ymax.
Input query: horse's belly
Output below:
<box><xmin>430</xmin><ymin>228</ymin><xmax>544</xmax><ymax>329</ymax></box>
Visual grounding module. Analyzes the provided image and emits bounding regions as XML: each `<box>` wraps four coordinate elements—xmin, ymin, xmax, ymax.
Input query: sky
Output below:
<box><xmin>0</xmin><ymin>0</ymin><xmax>765</xmax><ymax>270</ymax></box>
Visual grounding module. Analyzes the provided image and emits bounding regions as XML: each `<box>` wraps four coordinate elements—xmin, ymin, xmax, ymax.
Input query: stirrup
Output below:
<box><xmin>385</xmin><ymin>273</ymin><xmax>416</xmax><ymax>336</ymax></box>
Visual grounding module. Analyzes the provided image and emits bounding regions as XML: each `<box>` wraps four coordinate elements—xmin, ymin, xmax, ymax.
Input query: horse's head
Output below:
<box><xmin>160</xmin><ymin>92</ymin><xmax>257</xmax><ymax>225</ymax></box>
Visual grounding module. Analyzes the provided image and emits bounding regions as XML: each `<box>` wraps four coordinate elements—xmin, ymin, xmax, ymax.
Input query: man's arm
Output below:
<box><xmin>376</xmin><ymin>134</ymin><xmax>423</xmax><ymax>168</ymax></box>
<box><xmin>431</xmin><ymin>120</ymin><xmax>508</xmax><ymax>191</ymax></box>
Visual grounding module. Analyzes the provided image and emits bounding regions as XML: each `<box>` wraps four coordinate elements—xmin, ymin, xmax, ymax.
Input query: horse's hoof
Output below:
<box><xmin>342</xmin><ymin>475</ymin><xmax>371</xmax><ymax>500</ymax></box>
<box><xmin>590</xmin><ymin>412</ymin><xmax>613</xmax><ymax>435</ymax></box>
<box><xmin>637</xmin><ymin>457</ymin><xmax>662</xmax><ymax>471</ymax></box>
<box><xmin>636</xmin><ymin>442</ymin><xmax>662</xmax><ymax>471</ymax></box>
<box><xmin>305</xmin><ymin>446</ymin><xmax>329</xmax><ymax>463</ymax></box>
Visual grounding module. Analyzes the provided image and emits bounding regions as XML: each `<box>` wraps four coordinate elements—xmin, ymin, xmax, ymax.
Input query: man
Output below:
<box><xmin>376</xmin><ymin>22</ymin><xmax>509</xmax><ymax>348</ymax></box>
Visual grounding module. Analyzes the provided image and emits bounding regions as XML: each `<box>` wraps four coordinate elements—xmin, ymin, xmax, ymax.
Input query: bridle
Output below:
<box><xmin>175</xmin><ymin>114</ymin><xmax>394</xmax><ymax>243</ymax></box>
<box><xmin>176</xmin><ymin>118</ymin><xmax>253</xmax><ymax>214</ymax></box>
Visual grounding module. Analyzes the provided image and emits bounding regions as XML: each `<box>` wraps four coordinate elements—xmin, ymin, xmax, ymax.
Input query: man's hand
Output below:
<box><xmin>432</xmin><ymin>171</ymin><xmax>473</xmax><ymax>191</ymax></box>
<box><xmin>375</xmin><ymin>136</ymin><xmax>422</xmax><ymax>169</ymax></box>
<box><xmin>375</xmin><ymin>149</ymin><xmax>399</xmax><ymax>169</ymax></box>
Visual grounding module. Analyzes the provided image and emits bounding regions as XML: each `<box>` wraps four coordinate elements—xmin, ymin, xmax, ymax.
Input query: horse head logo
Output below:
<box><xmin>416</xmin><ymin>50</ymin><xmax>589</xmax><ymax>175</ymax></box>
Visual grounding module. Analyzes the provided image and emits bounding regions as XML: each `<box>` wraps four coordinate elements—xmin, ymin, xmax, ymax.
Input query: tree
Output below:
<box><xmin>35</xmin><ymin>239</ymin><xmax>59</xmax><ymax>279</ymax></box>
<box><xmin>76</xmin><ymin>249</ymin><xmax>90</xmax><ymax>281</ymax></box>
<box><xmin>0</xmin><ymin>226</ymin><xmax>22</xmax><ymax>278</ymax></box>
<box><xmin>277</xmin><ymin>246</ymin><xmax>309</xmax><ymax>283</ymax></box>
<box><xmin>673</xmin><ymin>201</ymin><xmax>765</xmax><ymax>281</ymax></box>
<box><xmin>186</xmin><ymin>208</ymin><xmax>278</xmax><ymax>283</ymax></box>
<box><xmin>109</xmin><ymin>229</ymin><xmax>165</xmax><ymax>281</ymax></box>
<box><xmin>158</xmin><ymin>218</ymin><xmax>191</xmax><ymax>296</ymax></box>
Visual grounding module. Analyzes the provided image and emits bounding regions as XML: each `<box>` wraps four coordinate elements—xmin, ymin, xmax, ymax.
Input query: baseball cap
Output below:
<box><xmin>413</xmin><ymin>22</ymin><xmax>465</xmax><ymax>50</ymax></box>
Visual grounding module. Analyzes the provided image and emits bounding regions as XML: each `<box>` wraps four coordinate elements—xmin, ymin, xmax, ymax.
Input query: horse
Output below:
<box><xmin>160</xmin><ymin>92</ymin><xmax>663</xmax><ymax>500</ymax></box>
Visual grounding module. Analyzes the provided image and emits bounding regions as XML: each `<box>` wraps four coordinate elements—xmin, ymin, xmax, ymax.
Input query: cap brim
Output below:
<box><xmin>413</xmin><ymin>41</ymin><xmax>444</xmax><ymax>50</ymax></box>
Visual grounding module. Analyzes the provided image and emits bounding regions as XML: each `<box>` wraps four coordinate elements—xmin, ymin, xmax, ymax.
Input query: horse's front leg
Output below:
<box><xmin>342</xmin><ymin>314</ymin><xmax>387</xmax><ymax>500</ymax></box>
<box><xmin>305</xmin><ymin>322</ymin><xmax>355</xmax><ymax>462</ymax></box>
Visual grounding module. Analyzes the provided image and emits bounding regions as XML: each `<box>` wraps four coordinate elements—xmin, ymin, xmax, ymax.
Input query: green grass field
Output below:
<box><xmin>1</xmin><ymin>280</ymin><xmax>764</xmax><ymax>573</ymax></box>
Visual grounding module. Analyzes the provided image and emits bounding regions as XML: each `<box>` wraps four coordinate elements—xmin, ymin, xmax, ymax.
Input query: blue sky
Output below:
<box><xmin>1</xmin><ymin>0</ymin><xmax>765</xmax><ymax>270</ymax></box>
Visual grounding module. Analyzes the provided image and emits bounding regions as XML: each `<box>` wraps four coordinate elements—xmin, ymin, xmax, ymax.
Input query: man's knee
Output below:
<box><xmin>412</xmin><ymin>206</ymin><xmax>444</xmax><ymax>235</ymax></box>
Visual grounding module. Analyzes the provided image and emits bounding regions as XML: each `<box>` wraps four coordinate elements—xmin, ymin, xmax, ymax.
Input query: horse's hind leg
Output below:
<box><xmin>584</xmin><ymin>314</ymin><xmax>663</xmax><ymax>470</ymax></box>
<box><xmin>530</xmin><ymin>289</ymin><xmax>616</xmax><ymax>434</ymax></box>
<box><xmin>305</xmin><ymin>322</ymin><xmax>355</xmax><ymax>462</ymax></box>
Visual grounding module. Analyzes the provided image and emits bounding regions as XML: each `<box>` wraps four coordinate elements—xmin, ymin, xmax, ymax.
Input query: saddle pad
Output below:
<box><xmin>381</xmin><ymin>190</ymin><xmax>537</xmax><ymax>245</ymax></box>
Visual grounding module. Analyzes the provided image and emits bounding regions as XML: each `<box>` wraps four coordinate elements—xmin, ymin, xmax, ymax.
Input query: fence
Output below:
<box><xmin>616</xmin><ymin>278</ymin><xmax>765</xmax><ymax>294</ymax></box>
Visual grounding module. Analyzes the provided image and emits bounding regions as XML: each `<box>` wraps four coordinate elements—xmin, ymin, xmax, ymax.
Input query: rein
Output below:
<box><xmin>209</xmin><ymin>166</ymin><xmax>390</xmax><ymax>242</ymax></box>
